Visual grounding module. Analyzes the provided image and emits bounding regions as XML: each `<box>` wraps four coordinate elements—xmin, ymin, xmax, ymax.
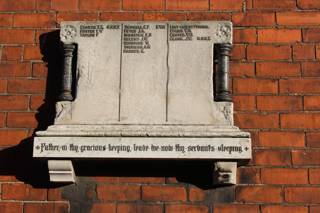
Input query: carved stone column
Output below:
<box><xmin>215</xmin><ymin>43</ymin><xmax>232</xmax><ymax>102</ymax></box>
<box><xmin>58</xmin><ymin>43</ymin><xmax>75</xmax><ymax>101</ymax></box>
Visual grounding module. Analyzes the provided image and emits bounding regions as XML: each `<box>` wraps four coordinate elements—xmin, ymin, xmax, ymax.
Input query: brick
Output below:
<box><xmin>303</xmin><ymin>28</ymin><xmax>320</xmax><ymax>42</ymax></box>
<box><xmin>293</xmin><ymin>44</ymin><xmax>315</xmax><ymax>60</ymax></box>
<box><xmin>93</xmin><ymin>177</ymin><xmax>120</xmax><ymax>182</ymax></box>
<box><xmin>234</xmin><ymin>113</ymin><xmax>279</xmax><ymax>129</ymax></box>
<box><xmin>142</xmin><ymin>185</ymin><xmax>186</xmax><ymax>201</ymax></box>
<box><xmin>0</xmin><ymin>79</ymin><xmax>7</xmax><ymax>93</ymax></box>
<box><xmin>254</xmin><ymin>150</ymin><xmax>291</xmax><ymax>166</ymax></box>
<box><xmin>2</xmin><ymin>183</ymin><xmax>46</xmax><ymax>200</ymax></box>
<box><xmin>0</xmin><ymin>29</ymin><xmax>34</xmax><ymax>44</ymax></box>
<box><xmin>285</xmin><ymin>187</ymin><xmax>320</xmax><ymax>203</ymax></box>
<box><xmin>262</xmin><ymin>206</ymin><xmax>308</xmax><ymax>213</ymax></box>
<box><xmin>0</xmin><ymin>130</ymin><xmax>28</xmax><ymax>146</ymax></box>
<box><xmin>261</xmin><ymin>168</ymin><xmax>308</xmax><ymax>184</ymax></box>
<box><xmin>7</xmin><ymin>112</ymin><xmax>37</xmax><ymax>128</ymax></box>
<box><xmin>52</xmin><ymin>0</ymin><xmax>78</xmax><ymax>10</ymax></box>
<box><xmin>233</xmin><ymin>12</ymin><xmax>275</xmax><ymax>26</ymax></box>
<box><xmin>1</xmin><ymin>46</ymin><xmax>22</xmax><ymax>61</ymax></box>
<box><xmin>305</xmin><ymin>96</ymin><xmax>320</xmax><ymax>110</ymax></box>
<box><xmin>210</xmin><ymin>0</ymin><xmax>243</xmax><ymax>11</ymax></box>
<box><xmin>0</xmin><ymin>0</ymin><xmax>35</xmax><ymax>11</ymax></box>
<box><xmin>90</xmin><ymin>203</ymin><xmax>116</xmax><ymax>213</ymax></box>
<box><xmin>234</xmin><ymin>28</ymin><xmax>256</xmax><ymax>43</ymax></box>
<box><xmin>8</xmin><ymin>79</ymin><xmax>46</xmax><ymax>94</ymax></box>
<box><xmin>13</xmin><ymin>13</ymin><xmax>54</xmax><ymax>28</ymax></box>
<box><xmin>143</xmin><ymin>12</ymin><xmax>185</xmax><ymax>21</ymax></box>
<box><xmin>117</xmin><ymin>177</ymin><xmax>165</xmax><ymax>184</ymax></box>
<box><xmin>189</xmin><ymin>187</ymin><xmax>206</xmax><ymax>202</ymax></box>
<box><xmin>277</xmin><ymin>12</ymin><xmax>320</xmax><ymax>26</ymax></box>
<box><xmin>317</xmin><ymin>44</ymin><xmax>320</xmax><ymax>59</ymax></box>
<box><xmin>213</xmin><ymin>204</ymin><xmax>260</xmax><ymax>213</ymax></box>
<box><xmin>30</xmin><ymin>95</ymin><xmax>44</xmax><ymax>110</ymax></box>
<box><xmin>100</xmin><ymin>12</ymin><xmax>143</xmax><ymax>21</ymax></box>
<box><xmin>256</xmin><ymin>62</ymin><xmax>301</xmax><ymax>77</ymax></box>
<box><xmin>298</xmin><ymin>0</ymin><xmax>320</xmax><ymax>9</ymax></box>
<box><xmin>246</xmin><ymin>0</ymin><xmax>253</xmax><ymax>9</ymax></box>
<box><xmin>24</xmin><ymin>203</ymin><xmax>69</xmax><ymax>213</ymax></box>
<box><xmin>251</xmin><ymin>131</ymin><xmax>260</xmax><ymax>146</ymax></box>
<box><xmin>0</xmin><ymin>175</ymin><xmax>18</xmax><ymax>182</ymax></box>
<box><xmin>309</xmin><ymin>168</ymin><xmax>320</xmax><ymax>184</ymax></box>
<box><xmin>230</xmin><ymin>44</ymin><xmax>246</xmax><ymax>60</ymax></box>
<box><xmin>32</xmin><ymin>63</ymin><xmax>47</xmax><ymax>77</ymax></box>
<box><xmin>233</xmin><ymin>79</ymin><xmax>278</xmax><ymax>94</ymax></box>
<box><xmin>237</xmin><ymin>167</ymin><xmax>261</xmax><ymax>184</ymax></box>
<box><xmin>257</xmin><ymin>96</ymin><xmax>302</xmax><ymax>111</ymax></box>
<box><xmin>79</xmin><ymin>0</ymin><xmax>120</xmax><ymax>10</ymax></box>
<box><xmin>230</xmin><ymin>62</ymin><xmax>255</xmax><ymax>77</ymax></box>
<box><xmin>236</xmin><ymin>186</ymin><xmax>282</xmax><ymax>203</ymax></box>
<box><xmin>123</xmin><ymin>0</ymin><xmax>164</xmax><ymax>10</ymax></box>
<box><xmin>0</xmin><ymin>113</ymin><xmax>4</xmax><ymax>127</ymax></box>
<box><xmin>117</xmin><ymin>204</ymin><xmax>162</xmax><ymax>213</ymax></box>
<box><xmin>0</xmin><ymin>202</ymin><xmax>23</xmax><ymax>213</ymax></box>
<box><xmin>292</xmin><ymin>150</ymin><xmax>320</xmax><ymax>165</ymax></box>
<box><xmin>281</xmin><ymin>113</ymin><xmax>320</xmax><ymax>129</ymax></box>
<box><xmin>0</xmin><ymin>63</ymin><xmax>30</xmax><ymax>77</ymax></box>
<box><xmin>97</xmin><ymin>185</ymin><xmax>140</xmax><ymax>201</ymax></box>
<box><xmin>0</xmin><ymin>95</ymin><xmax>28</xmax><ymax>110</ymax></box>
<box><xmin>47</xmin><ymin>188</ymin><xmax>65</xmax><ymax>201</ymax></box>
<box><xmin>166</xmin><ymin>205</ymin><xmax>209</xmax><ymax>213</ymax></box>
<box><xmin>258</xmin><ymin>29</ymin><xmax>301</xmax><ymax>43</ymax></box>
<box><xmin>166</xmin><ymin>0</ymin><xmax>209</xmax><ymax>11</ymax></box>
<box><xmin>36</xmin><ymin>0</ymin><xmax>51</xmax><ymax>10</ymax></box>
<box><xmin>259</xmin><ymin>131</ymin><xmax>305</xmax><ymax>147</ymax></box>
<box><xmin>0</xmin><ymin>14</ymin><xmax>12</xmax><ymax>27</ymax></box>
<box><xmin>247</xmin><ymin>45</ymin><xmax>291</xmax><ymax>60</ymax></box>
<box><xmin>302</xmin><ymin>62</ymin><xmax>320</xmax><ymax>77</ymax></box>
<box><xmin>253</xmin><ymin>0</ymin><xmax>297</xmax><ymax>9</ymax></box>
<box><xmin>280</xmin><ymin>79</ymin><xmax>320</xmax><ymax>94</ymax></box>
<box><xmin>233</xmin><ymin>95</ymin><xmax>256</xmax><ymax>111</ymax></box>
<box><xmin>310</xmin><ymin>206</ymin><xmax>320</xmax><ymax>213</ymax></box>
<box><xmin>23</xmin><ymin>45</ymin><xmax>42</xmax><ymax>60</ymax></box>
<box><xmin>186</xmin><ymin>12</ymin><xmax>231</xmax><ymax>21</ymax></box>
<box><xmin>165</xmin><ymin>177</ymin><xmax>178</xmax><ymax>183</ymax></box>
<box><xmin>306</xmin><ymin>132</ymin><xmax>320</xmax><ymax>147</ymax></box>
<box><xmin>57</xmin><ymin>12</ymin><xmax>98</xmax><ymax>23</ymax></box>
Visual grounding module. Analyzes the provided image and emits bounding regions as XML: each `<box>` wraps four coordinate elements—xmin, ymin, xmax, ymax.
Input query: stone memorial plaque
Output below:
<box><xmin>33</xmin><ymin>21</ymin><xmax>251</xmax><ymax>183</ymax></box>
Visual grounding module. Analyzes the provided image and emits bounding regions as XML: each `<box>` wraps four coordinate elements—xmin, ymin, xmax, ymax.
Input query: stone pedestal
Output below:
<box><xmin>33</xmin><ymin>21</ymin><xmax>251</xmax><ymax>184</ymax></box>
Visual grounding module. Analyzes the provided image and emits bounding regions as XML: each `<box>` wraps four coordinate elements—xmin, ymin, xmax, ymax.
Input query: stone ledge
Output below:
<box><xmin>36</xmin><ymin>124</ymin><xmax>250</xmax><ymax>138</ymax></box>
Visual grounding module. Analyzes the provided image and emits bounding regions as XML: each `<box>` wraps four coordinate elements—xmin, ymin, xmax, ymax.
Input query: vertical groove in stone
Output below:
<box><xmin>118</xmin><ymin>23</ymin><xmax>124</xmax><ymax>122</ymax></box>
<box><xmin>166</xmin><ymin>23</ymin><xmax>170</xmax><ymax>122</ymax></box>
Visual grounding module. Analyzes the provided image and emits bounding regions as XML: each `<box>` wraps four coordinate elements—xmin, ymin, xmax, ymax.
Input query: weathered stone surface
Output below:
<box><xmin>120</xmin><ymin>23</ymin><xmax>167</xmax><ymax>123</ymax></box>
<box><xmin>58</xmin><ymin>21</ymin><xmax>233</xmax><ymax>125</ymax></box>
<box><xmin>65</xmin><ymin>23</ymin><xmax>122</xmax><ymax>123</ymax></box>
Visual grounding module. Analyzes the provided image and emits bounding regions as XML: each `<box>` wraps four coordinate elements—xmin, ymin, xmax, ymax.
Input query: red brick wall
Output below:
<box><xmin>0</xmin><ymin>0</ymin><xmax>320</xmax><ymax>212</ymax></box>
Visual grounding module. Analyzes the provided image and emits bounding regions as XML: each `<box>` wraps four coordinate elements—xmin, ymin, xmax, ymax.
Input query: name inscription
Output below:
<box><xmin>78</xmin><ymin>23</ymin><xmax>212</xmax><ymax>54</ymax></box>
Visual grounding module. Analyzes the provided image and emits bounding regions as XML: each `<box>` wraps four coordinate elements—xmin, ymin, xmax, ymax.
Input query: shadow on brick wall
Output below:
<box><xmin>0</xmin><ymin>30</ymin><xmax>232</xmax><ymax>192</ymax></box>
<box><xmin>0</xmin><ymin>30</ymin><xmax>63</xmax><ymax>188</ymax></box>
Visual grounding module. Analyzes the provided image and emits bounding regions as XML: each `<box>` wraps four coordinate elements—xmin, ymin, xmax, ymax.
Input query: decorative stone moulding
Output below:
<box><xmin>33</xmin><ymin>21</ymin><xmax>251</xmax><ymax>184</ymax></box>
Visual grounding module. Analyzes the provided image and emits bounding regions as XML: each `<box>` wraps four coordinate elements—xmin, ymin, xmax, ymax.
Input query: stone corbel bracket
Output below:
<box><xmin>213</xmin><ymin>161</ymin><xmax>237</xmax><ymax>185</ymax></box>
<box><xmin>48</xmin><ymin>160</ymin><xmax>76</xmax><ymax>183</ymax></box>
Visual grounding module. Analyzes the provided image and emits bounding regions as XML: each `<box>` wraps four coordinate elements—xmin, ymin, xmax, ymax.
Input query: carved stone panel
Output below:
<box><xmin>34</xmin><ymin>21</ymin><xmax>251</xmax><ymax>183</ymax></box>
